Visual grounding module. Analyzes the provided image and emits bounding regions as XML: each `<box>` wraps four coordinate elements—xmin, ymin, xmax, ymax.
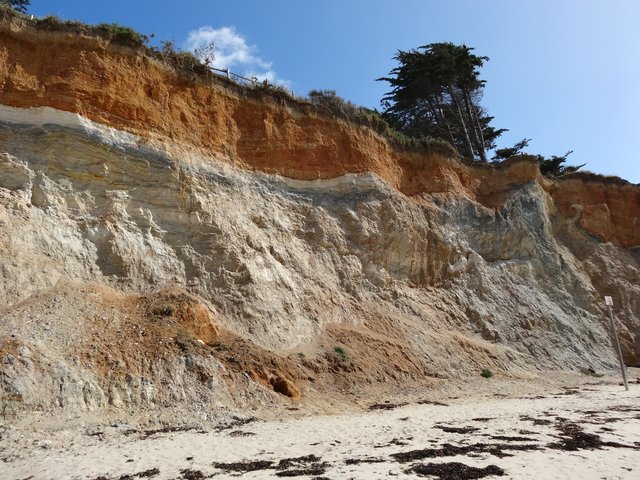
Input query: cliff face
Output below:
<box><xmin>1</xmin><ymin>21</ymin><xmax>639</xmax><ymax>423</ymax></box>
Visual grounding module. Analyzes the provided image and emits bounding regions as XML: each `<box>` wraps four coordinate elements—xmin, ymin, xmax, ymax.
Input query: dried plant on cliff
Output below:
<box><xmin>149</xmin><ymin>40</ymin><xmax>211</xmax><ymax>79</ymax></box>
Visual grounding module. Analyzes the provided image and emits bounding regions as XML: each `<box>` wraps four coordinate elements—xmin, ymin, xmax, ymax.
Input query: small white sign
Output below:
<box><xmin>604</xmin><ymin>296</ymin><xmax>614</xmax><ymax>306</ymax></box>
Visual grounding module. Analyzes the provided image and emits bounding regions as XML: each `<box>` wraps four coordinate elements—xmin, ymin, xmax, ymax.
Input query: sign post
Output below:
<box><xmin>604</xmin><ymin>296</ymin><xmax>628</xmax><ymax>391</ymax></box>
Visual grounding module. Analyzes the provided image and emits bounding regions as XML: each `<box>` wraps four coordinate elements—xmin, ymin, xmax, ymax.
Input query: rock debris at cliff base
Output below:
<box><xmin>0</xmin><ymin>18</ymin><xmax>638</xmax><ymax>424</ymax></box>
<box><xmin>1</xmin><ymin>117</ymin><xmax>638</xmax><ymax>422</ymax></box>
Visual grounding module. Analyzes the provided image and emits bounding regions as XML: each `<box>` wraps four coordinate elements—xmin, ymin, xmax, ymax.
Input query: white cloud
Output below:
<box><xmin>184</xmin><ymin>26</ymin><xmax>289</xmax><ymax>86</ymax></box>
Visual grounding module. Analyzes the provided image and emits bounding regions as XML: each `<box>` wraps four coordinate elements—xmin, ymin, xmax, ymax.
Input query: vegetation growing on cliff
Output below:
<box><xmin>0</xmin><ymin>5</ymin><xmax>457</xmax><ymax>158</ymax></box>
<box><xmin>379</xmin><ymin>43</ymin><xmax>505</xmax><ymax>163</ymax></box>
<box><xmin>379</xmin><ymin>42</ymin><xmax>584</xmax><ymax>176</ymax></box>
<box><xmin>96</xmin><ymin>23</ymin><xmax>149</xmax><ymax>49</ymax></box>
<box><xmin>0</xmin><ymin>3</ymin><xmax>583</xmax><ymax>175</ymax></box>
<box><xmin>492</xmin><ymin>139</ymin><xmax>585</xmax><ymax>176</ymax></box>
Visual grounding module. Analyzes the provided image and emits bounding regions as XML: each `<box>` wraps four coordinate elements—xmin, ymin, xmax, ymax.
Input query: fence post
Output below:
<box><xmin>225</xmin><ymin>68</ymin><xmax>230</xmax><ymax>79</ymax></box>
<box><xmin>605</xmin><ymin>296</ymin><xmax>629</xmax><ymax>391</ymax></box>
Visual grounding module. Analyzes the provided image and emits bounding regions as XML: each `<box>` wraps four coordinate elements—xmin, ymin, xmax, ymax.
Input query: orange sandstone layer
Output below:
<box><xmin>546</xmin><ymin>178</ymin><xmax>640</xmax><ymax>248</ymax></box>
<box><xmin>0</xmin><ymin>22</ymin><xmax>638</xmax><ymax>247</ymax></box>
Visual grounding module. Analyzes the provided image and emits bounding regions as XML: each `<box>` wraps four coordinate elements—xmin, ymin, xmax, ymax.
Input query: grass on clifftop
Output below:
<box><xmin>0</xmin><ymin>5</ymin><xmax>458</xmax><ymax>159</ymax></box>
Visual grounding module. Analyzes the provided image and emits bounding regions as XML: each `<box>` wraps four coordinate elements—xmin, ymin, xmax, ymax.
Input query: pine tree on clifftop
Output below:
<box><xmin>378</xmin><ymin>42</ymin><xmax>506</xmax><ymax>162</ymax></box>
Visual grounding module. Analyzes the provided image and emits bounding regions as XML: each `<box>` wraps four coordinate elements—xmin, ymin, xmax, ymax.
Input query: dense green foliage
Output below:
<box><xmin>379</xmin><ymin>42</ymin><xmax>584</xmax><ymax>176</ymax></box>
<box><xmin>379</xmin><ymin>43</ymin><xmax>506</xmax><ymax>162</ymax></box>
<box><xmin>537</xmin><ymin>151</ymin><xmax>584</xmax><ymax>176</ymax></box>
<box><xmin>493</xmin><ymin>139</ymin><xmax>584</xmax><ymax>176</ymax></box>
<box><xmin>0</xmin><ymin>0</ymin><xmax>29</xmax><ymax>13</ymax></box>
<box><xmin>492</xmin><ymin>138</ymin><xmax>532</xmax><ymax>161</ymax></box>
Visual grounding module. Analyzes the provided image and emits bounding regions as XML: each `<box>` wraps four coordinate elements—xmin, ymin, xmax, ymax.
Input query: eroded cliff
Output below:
<box><xmin>0</xmin><ymin>18</ymin><xmax>639</xmax><ymax>424</ymax></box>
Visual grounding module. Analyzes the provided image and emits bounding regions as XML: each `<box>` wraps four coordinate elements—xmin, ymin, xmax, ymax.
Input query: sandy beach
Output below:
<box><xmin>1</xmin><ymin>5</ymin><xmax>640</xmax><ymax>480</ymax></box>
<box><xmin>2</xmin><ymin>376</ymin><xmax>639</xmax><ymax>480</ymax></box>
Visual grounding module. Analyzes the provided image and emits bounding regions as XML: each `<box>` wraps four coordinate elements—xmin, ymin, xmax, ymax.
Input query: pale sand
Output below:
<box><xmin>1</xmin><ymin>382</ymin><xmax>639</xmax><ymax>479</ymax></box>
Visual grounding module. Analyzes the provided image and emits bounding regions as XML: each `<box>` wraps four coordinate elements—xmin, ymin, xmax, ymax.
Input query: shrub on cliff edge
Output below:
<box><xmin>493</xmin><ymin>142</ymin><xmax>585</xmax><ymax>177</ymax></box>
<box><xmin>149</xmin><ymin>40</ymin><xmax>211</xmax><ymax>79</ymax></box>
<box><xmin>1</xmin><ymin>6</ymin><xmax>460</xmax><ymax>159</ymax></box>
<box><xmin>97</xmin><ymin>23</ymin><xmax>149</xmax><ymax>49</ymax></box>
<box><xmin>307</xmin><ymin>90</ymin><xmax>458</xmax><ymax>157</ymax></box>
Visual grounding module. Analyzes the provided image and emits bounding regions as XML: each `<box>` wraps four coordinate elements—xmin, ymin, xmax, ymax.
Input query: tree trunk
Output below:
<box><xmin>462</xmin><ymin>88</ymin><xmax>486</xmax><ymax>162</ymax></box>
<box><xmin>472</xmin><ymin>105</ymin><xmax>487</xmax><ymax>159</ymax></box>
<box><xmin>447</xmin><ymin>87</ymin><xmax>475</xmax><ymax>159</ymax></box>
<box><xmin>427</xmin><ymin>97</ymin><xmax>456</xmax><ymax>147</ymax></box>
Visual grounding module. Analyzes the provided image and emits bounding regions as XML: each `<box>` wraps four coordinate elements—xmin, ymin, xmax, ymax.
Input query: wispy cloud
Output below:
<box><xmin>184</xmin><ymin>26</ymin><xmax>289</xmax><ymax>86</ymax></box>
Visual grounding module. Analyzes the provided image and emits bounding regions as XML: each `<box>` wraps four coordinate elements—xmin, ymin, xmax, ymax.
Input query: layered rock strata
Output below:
<box><xmin>0</xmin><ymin>19</ymin><xmax>638</xmax><ymax>422</ymax></box>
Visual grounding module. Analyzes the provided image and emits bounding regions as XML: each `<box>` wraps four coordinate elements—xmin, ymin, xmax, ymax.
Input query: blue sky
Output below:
<box><xmin>30</xmin><ymin>0</ymin><xmax>639</xmax><ymax>183</ymax></box>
